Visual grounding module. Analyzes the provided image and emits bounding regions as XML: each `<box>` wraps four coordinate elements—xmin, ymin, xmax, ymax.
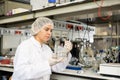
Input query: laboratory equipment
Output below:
<box><xmin>99</xmin><ymin>63</ymin><xmax>120</xmax><ymax>77</ymax></box>
<box><xmin>30</xmin><ymin>0</ymin><xmax>48</xmax><ymax>10</ymax></box>
<box><xmin>52</xmin><ymin>20</ymin><xmax>95</xmax><ymax>68</ymax></box>
<box><xmin>0</xmin><ymin>28</ymin><xmax>31</xmax><ymax>55</ymax></box>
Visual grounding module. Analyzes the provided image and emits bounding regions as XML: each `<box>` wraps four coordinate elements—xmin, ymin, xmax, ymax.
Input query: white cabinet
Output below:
<box><xmin>51</xmin><ymin>74</ymin><xmax>91</xmax><ymax>80</ymax></box>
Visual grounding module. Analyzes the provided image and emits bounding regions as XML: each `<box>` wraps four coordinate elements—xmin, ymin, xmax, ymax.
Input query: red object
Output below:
<box><xmin>66</xmin><ymin>24</ymin><xmax>73</xmax><ymax>29</ymax></box>
<box><xmin>15</xmin><ymin>31</ymin><xmax>21</xmax><ymax>34</ymax></box>
<box><xmin>75</xmin><ymin>26</ymin><xmax>83</xmax><ymax>31</ymax></box>
<box><xmin>77</xmin><ymin>26</ymin><xmax>83</xmax><ymax>30</ymax></box>
<box><xmin>93</xmin><ymin>0</ymin><xmax>111</xmax><ymax>21</ymax></box>
<box><xmin>98</xmin><ymin>7</ymin><xmax>111</xmax><ymax>21</ymax></box>
<box><xmin>0</xmin><ymin>59</ymin><xmax>10</xmax><ymax>64</ymax></box>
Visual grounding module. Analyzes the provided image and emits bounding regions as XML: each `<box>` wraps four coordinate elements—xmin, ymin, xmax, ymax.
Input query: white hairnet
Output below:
<box><xmin>31</xmin><ymin>17</ymin><xmax>54</xmax><ymax>35</ymax></box>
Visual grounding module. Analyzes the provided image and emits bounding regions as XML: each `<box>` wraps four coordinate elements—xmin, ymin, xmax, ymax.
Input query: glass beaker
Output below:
<box><xmin>57</xmin><ymin>46</ymin><xmax>67</xmax><ymax>58</ymax></box>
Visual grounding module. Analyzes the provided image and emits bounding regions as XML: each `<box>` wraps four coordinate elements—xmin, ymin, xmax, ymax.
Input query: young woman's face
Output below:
<box><xmin>36</xmin><ymin>24</ymin><xmax>53</xmax><ymax>43</ymax></box>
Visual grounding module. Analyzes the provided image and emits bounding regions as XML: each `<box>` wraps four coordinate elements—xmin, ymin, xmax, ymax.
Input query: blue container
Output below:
<box><xmin>48</xmin><ymin>0</ymin><xmax>56</xmax><ymax>3</ymax></box>
<box><xmin>0</xmin><ymin>56</ymin><xmax>4</xmax><ymax>60</ymax></box>
<box><xmin>66</xmin><ymin>66</ymin><xmax>82</xmax><ymax>70</ymax></box>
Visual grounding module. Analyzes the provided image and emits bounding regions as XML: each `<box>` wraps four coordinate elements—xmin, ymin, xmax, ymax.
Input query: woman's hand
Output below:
<box><xmin>49</xmin><ymin>54</ymin><xmax>64</xmax><ymax>66</ymax></box>
<box><xmin>64</xmin><ymin>40</ymin><xmax>72</xmax><ymax>54</ymax></box>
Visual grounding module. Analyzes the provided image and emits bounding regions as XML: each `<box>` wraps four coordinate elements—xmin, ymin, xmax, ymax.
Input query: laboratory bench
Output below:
<box><xmin>0</xmin><ymin>64</ymin><xmax>120</xmax><ymax>80</ymax></box>
<box><xmin>0</xmin><ymin>64</ymin><xmax>13</xmax><ymax>80</ymax></box>
<box><xmin>51</xmin><ymin>69</ymin><xmax>120</xmax><ymax>80</ymax></box>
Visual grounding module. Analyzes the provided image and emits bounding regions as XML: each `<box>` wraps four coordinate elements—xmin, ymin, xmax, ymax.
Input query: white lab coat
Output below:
<box><xmin>12</xmin><ymin>36</ymin><xmax>71</xmax><ymax>80</ymax></box>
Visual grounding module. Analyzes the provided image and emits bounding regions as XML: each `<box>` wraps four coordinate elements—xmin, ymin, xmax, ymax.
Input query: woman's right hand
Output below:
<box><xmin>63</xmin><ymin>40</ymin><xmax>72</xmax><ymax>54</ymax></box>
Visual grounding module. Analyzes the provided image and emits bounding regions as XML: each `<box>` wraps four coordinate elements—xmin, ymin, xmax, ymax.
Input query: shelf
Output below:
<box><xmin>0</xmin><ymin>66</ymin><xmax>13</xmax><ymax>72</ymax></box>
<box><xmin>94</xmin><ymin>35</ymin><xmax>120</xmax><ymax>39</ymax></box>
<box><xmin>0</xmin><ymin>0</ymin><xmax>120</xmax><ymax>25</ymax></box>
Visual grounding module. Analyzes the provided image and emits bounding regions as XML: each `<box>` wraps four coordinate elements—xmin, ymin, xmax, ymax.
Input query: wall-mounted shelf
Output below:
<box><xmin>0</xmin><ymin>0</ymin><xmax>120</xmax><ymax>25</ymax></box>
<box><xmin>94</xmin><ymin>35</ymin><xmax>120</xmax><ymax>39</ymax></box>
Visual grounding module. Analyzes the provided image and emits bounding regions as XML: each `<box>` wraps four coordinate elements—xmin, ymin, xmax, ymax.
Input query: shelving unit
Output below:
<box><xmin>0</xmin><ymin>0</ymin><xmax>120</xmax><ymax>26</ymax></box>
<box><xmin>0</xmin><ymin>0</ymin><xmax>120</xmax><ymax>80</ymax></box>
<box><xmin>94</xmin><ymin>35</ymin><xmax>120</xmax><ymax>39</ymax></box>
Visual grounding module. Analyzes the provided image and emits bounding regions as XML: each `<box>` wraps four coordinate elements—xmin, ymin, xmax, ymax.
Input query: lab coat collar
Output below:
<box><xmin>30</xmin><ymin>36</ymin><xmax>43</xmax><ymax>48</ymax></box>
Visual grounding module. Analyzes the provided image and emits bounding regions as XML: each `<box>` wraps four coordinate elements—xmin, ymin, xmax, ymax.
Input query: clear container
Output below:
<box><xmin>57</xmin><ymin>46</ymin><xmax>67</xmax><ymax>58</ymax></box>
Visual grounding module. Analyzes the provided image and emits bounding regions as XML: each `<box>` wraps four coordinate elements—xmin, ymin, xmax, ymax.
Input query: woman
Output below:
<box><xmin>12</xmin><ymin>17</ymin><xmax>72</xmax><ymax>80</ymax></box>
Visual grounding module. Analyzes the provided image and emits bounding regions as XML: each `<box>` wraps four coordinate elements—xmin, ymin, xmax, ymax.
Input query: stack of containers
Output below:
<box><xmin>30</xmin><ymin>0</ymin><xmax>48</xmax><ymax>10</ymax></box>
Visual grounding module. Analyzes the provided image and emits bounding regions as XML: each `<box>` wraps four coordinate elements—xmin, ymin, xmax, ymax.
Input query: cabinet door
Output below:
<box><xmin>51</xmin><ymin>74</ymin><xmax>90</xmax><ymax>80</ymax></box>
